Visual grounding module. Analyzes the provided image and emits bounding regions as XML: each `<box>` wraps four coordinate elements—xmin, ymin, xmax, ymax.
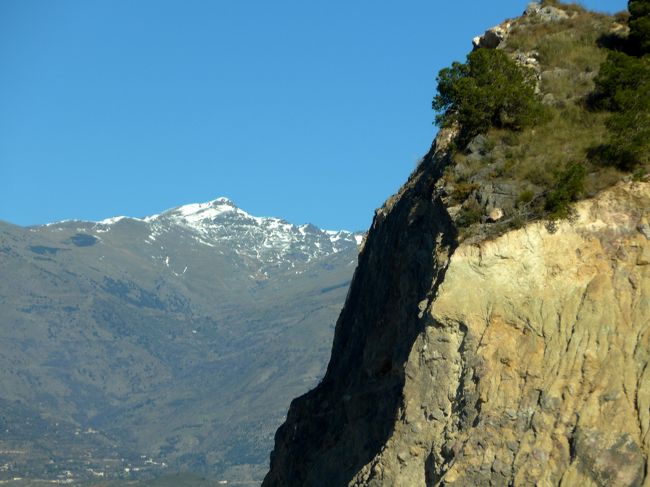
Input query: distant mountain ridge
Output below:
<box><xmin>0</xmin><ymin>198</ymin><xmax>361</xmax><ymax>485</ymax></box>
<box><xmin>48</xmin><ymin>197</ymin><xmax>362</xmax><ymax>270</ymax></box>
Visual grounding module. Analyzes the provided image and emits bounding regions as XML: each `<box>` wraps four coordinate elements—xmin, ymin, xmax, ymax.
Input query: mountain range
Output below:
<box><xmin>0</xmin><ymin>198</ymin><xmax>362</xmax><ymax>485</ymax></box>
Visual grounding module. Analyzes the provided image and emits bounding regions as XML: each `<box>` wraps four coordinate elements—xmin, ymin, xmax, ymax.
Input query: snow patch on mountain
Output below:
<box><xmin>99</xmin><ymin>216</ymin><xmax>132</xmax><ymax>225</ymax></box>
<box><xmin>83</xmin><ymin>198</ymin><xmax>362</xmax><ymax>273</ymax></box>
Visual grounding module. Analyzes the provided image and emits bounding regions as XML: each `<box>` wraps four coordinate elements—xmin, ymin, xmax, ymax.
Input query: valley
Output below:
<box><xmin>0</xmin><ymin>198</ymin><xmax>362</xmax><ymax>485</ymax></box>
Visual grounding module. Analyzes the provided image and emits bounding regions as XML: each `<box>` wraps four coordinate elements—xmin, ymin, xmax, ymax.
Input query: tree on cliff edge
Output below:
<box><xmin>629</xmin><ymin>0</ymin><xmax>650</xmax><ymax>54</ymax></box>
<box><xmin>432</xmin><ymin>48</ymin><xmax>545</xmax><ymax>147</ymax></box>
<box><xmin>591</xmin><ymin>0</ymin><xmax>650</xmax><ymax>169</ymax></box>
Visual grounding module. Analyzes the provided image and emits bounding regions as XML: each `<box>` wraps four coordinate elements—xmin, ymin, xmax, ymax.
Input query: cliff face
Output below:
<box><xmin>262</xmin><ymin>134</ymin><xmax>458</xmax><ymax>486</ymax></box>
<box><xmin>263</xmin><ymin>123</ymin><xmax>650</xmax><ymax>485</ymax></box>
<box><xmin>348</xmin><ymin>180</ymin><xmax>650</xmax><ymax>487</ymax></box>
<box><xmin>263</xmin><ymin>4</ymin><xmax>650</xmax><ymax>485</ymax></box>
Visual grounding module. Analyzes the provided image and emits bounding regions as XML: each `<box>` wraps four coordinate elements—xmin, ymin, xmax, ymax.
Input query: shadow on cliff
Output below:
<box><xmin>263</xmin><ymin>149</ymin><xmax>458</xmax><ymax>487</ymax></box>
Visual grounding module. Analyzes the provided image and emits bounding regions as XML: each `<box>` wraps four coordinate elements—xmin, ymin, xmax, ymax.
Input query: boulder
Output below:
<box><xmin>525</xmin><ymin>2</ymin><xmax>542</xmax><ymax>15</ymax></box>
<box><xmin>488</xmin><ymin>207</ymin><xmax>504</xmax><ymax>222</ymax></box>
<box><xmin>515</xmin><ymin>51</ymin><xmax>540</xmax><ymax>72</ymax></box>
<box><xmin>525</xmin><ymin>2</ymin><xmax>570</xmax><ymax>22</ymax></box>
<box><xmin>471</xmin><ymin>181</ymin><xmax>519</xmax><ymax>215</ymax></box>
<box><xmin>539</xmin><ymin>6</ymin><xmax>569</xmax><ymax>22</ymax></box>
<box><xmin>542</xmin><ymin>93</ymin><xmax>557</xmax><ymax>106</ymax></box>
<box><xmin>467</xmin><ymin>134</ymin><xmax>488</xmax><ymax>155</ymax></box>
<box><xmin>472</xmin><ymin>23</ymin><xmax>512</xmax><ymax>49</ymax></box>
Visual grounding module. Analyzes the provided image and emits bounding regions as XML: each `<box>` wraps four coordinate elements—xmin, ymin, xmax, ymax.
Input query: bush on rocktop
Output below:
<box><xmin>629</xmin><ymin>0</ymin><xmax>650</xmax><ymax>54</ymax></box>
<box><xmin>590</xmin><ymin>0</ymin><xmax>650</xmax><ymax>170</ymax></box>
<box><xmin>432</xmin><ymin>48</ymin><xmax>546</xmax><ymax>146</ymax></box>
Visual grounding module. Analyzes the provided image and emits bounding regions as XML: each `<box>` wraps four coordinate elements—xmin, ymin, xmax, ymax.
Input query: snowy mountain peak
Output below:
<box><xmin>212</xmin><ymin>196</ymin><xmax>234</xmax><ymax>204</ymax></box>
<box><xmin>80</xmin><ymin>198</ymin><xmax>363</xmax><ymax>274</ymax></box>
<box><xmin>155</xmin><ymin>197</ymin><xmax>252</xmax><ymax>225</ymax></box>
<box><xmin>64</xmin><ymin>197</ymin><xmax>363</xmax><ymax>277</ymax></box>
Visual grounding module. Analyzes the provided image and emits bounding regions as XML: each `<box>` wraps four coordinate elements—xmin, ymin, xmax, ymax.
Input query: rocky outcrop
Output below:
<box><xmin>473</xmin><ymin>22</ymin><xmax>513</xmax><ymax>50</ymax></box>
<box><xmin>472</xmin><ymin>2</ymin><xmax>571</xmax><ymax>50</ymax></box>
<box><xmin>264</xmin><ymin>134</ymin><xmax>650</xmax><ymax>485</ymax></box>
<box><xmin>262</xmin><ymin>133</ymin><xmax>457</xmax><ymax>487</ymax></box>
<box><xmin>346</xmin><ymin>181</ymin><xmax>650</xmax><ymax>487</ymax></box>
<box><xmin>263</xmin><ymin>128</ymin><xmax>650</xmax><ymax>487</ymax></box>
<box><xmin>525</xmin><ymin>2</ymin><xmax>570</xmax><ymax>22</ymax></box>
<box><xmin>263</xmin><ymin>4</ymin><xmax>650</xmax><ymax>485</ymax></box>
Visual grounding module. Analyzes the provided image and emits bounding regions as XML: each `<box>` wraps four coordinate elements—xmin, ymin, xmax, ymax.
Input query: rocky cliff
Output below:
<box><xmin>262</xmin><ymin>130</ymin><xmax>458</xmax><ymax>487</ymax></box>
<box><xmin>263</xmin><ymin>126</ymin><xmax>650</xmax><ymax>486</ymax></box>
<box><xmin>263</xmin><ymin>4</ymin><xmax>650</xmax><ymax>486</ymax></box>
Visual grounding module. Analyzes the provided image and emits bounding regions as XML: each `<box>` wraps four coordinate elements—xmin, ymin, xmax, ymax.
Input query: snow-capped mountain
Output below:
<box><xmin>1</xmin><ymin>198</ymin><xmax>362</xmax><ymax>482</ymax></box>
<box><xmin>62</xmin><ymin>198</ymin><xmax>364</xmax><ymax>278</ymax></box>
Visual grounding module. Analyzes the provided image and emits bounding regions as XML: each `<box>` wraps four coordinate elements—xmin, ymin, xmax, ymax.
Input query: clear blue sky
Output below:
<box><xmin>1</xmin><ymin>0</ymin><xmax>627</xmax><ymax>231</ymax></box>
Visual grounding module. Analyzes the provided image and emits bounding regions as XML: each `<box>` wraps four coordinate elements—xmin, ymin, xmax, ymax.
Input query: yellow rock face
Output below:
<box><xmin>351</xmin><ymin>182</ymin><xmax>650</xmax><ymax>487</ymax></box>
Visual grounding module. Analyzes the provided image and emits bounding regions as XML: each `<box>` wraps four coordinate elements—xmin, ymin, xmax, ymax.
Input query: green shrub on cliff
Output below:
<box><xmin>432</xmin><ymin>2</ymin><xmax>647</xmax><ymax>241</ymax></box>
<box><xmin>590</xmin><ymin>0</ymin><xmax>650</xmax><ymax>170</ymax></box>
<box><xmin>629</xmin><ymin>0</ymin><xmax>650</xmax><ymax>54</ymax></box>
<box><xmin>432</xmin><ymin>48</ymin><xmax>546</xmax><ymax>145</ymax></box>
<box><xmin>591</xmin><ymin>57</ymin><xmax>650</xmax><ymax>171</ymax></box>
<box><xmin>593</xmin><ymin>51</ymin><xmax>649</xmax><ymax>110</ymax></box>
<box><xmin>545</xmin><ymin>162</ymin><xmax>587</xmax><ymax>218</ymax></box>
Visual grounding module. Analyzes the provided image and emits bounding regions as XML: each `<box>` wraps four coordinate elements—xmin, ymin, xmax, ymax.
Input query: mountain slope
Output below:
<box><xmin>0</xmin><ymin>198</ymin><xmax>360</xmax><ymax>484</ymax></box>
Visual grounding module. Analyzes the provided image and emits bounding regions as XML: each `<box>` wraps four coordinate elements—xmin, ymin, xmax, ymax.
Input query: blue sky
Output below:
<box><xmin>1</xmin><ymin>0</ymin><xmax>627</xmax><ymax>231</ymax></box>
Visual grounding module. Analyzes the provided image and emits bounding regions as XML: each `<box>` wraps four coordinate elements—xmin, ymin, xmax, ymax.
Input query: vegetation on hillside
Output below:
<box><xmin>432</xmin><ymin>0</ymin><xmax>650</xmax><ymax>240</ymax></box>
<box><xmin>591</xmin><ymin>52</ymin><xmax>650</xmax><ymax>170</ymax></box>
<box><xmin>433</xmin><ymin>48</ymin><xmax>547</xmax><ymax>145</ymax></box>
<box><xmin>629</xmin><ymin>0</ymin><xmax>650</xmax><ymax>54</ymax></box>
<box><xmin>591</xmin><ymin>0</ymin><xmax>650</xmax><ymax>171</ymax></box>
